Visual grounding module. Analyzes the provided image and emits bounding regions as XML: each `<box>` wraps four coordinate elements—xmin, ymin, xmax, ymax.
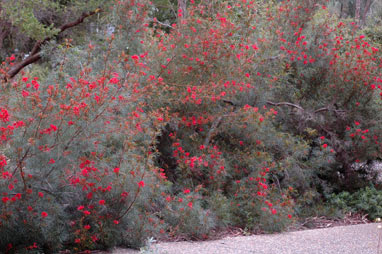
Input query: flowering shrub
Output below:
<box><xmin>0</xmin><ymin>2</ymin><xmax>170</xmax><ymax>252</ymax></box>
<box><xmin>266</xmin><ymin>1</ymin><xmax>382</xmax><ymax>191</ymax></box>
<box><xmin>0</xmin><ymin>54</ymin><xmax>168</xmax><ymax>252</ymax></box>
<box><xmin>0</xmin><ymin>0</ymin><xmax>380</xmax><ymax>252</ymax></box>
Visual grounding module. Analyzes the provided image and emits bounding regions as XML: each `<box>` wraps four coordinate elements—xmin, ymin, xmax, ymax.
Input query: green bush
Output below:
<box><xmin>328</xmin><ymin>186</ymin><xmax>382</xmax><ymax>220</ymax></box>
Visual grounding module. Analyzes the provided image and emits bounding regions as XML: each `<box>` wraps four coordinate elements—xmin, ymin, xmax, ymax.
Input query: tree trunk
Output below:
<box><xmin>0</xmin><ymin>6</ymin><xmax>10</xmax><ymax>50</ymax></box>
<box><xmin>355</xmin><ymin>0</ymin><xmax>361</xmax><ymax>26</ymax></box>
<box><xmin>339</xmin><ymin>2</ymin><xmax>344</xmax><ymax>19</ymax></box>
<box><xmin>341</xmin><ymin>0</ymin><xmax>350</xmax><ymax>18</ymax></box>
<box><xmin>0</xmin><ymin>24</ymin><xmax>9</xmax><ymax>49</ymax></box>
<box><xmin>361</xmin><ymin>0</ymin><xmax>374</xmax><ymax>26</ymax></box>
<box><xmin>177</xmin><ymin>0</ymin><xmax>187</xmax><ymax>26</ymax></box>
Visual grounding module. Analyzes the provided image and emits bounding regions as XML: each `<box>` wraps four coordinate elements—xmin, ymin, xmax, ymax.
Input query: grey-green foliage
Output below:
<box><xmin>328</xmin><ymin>186</ymin><xmax>382</xmax><ymax>220</ymax></box>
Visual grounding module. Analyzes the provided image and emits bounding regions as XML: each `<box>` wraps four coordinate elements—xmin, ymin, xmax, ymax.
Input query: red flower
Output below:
<box><xmin>138</xmin><ymin>181</ymin><xmax>145</xmax><ymax>188</ymax></box>
<box><xmin>84</xmin><ymin>225</ymin><xmax>91</xmax><ymax>230</ymax></box>
<box><xmin>188</xmin><ymin>202</ymin><xmax>193</xmax><ymax>208</ymax></box>
<box><xmin>99</xmin><ymin>200</ymin><xmax>105</xmax><ymax>205</ymax></box>
<box><xmin>0</xmin><ymin>108</ymin><xmax>9</xmax><ymax>122</ymax></box>
<box><xmin>22</xmin><ymin>90</ymin><xmax>29</xmax><ymax>97</ymax></box>
<box><xmin>109</xmin><ymin>77</ymin><xmax>119</xmax><ymax>84</ymax></box>
<box><xmin>2</xmin><ymin>197</ymin><xmax>9</xmax><ymax>204</ymax></box>
<box><xmin>113</xmin><ymin>167</ymin><xmax>120</xmax><ymax>174</ymax></box>
<box><xmin>113</xmin><ymin>220</ymin><xmax>119</xmax><ymax>225</ymax></box>
<box><xmin>38</xmin><ymin>192</ymin><xmax>44</xmax><ymax>198</ymax></box>
<box><xmin>41</xmin><ymin>212</ymin><xmax>48</xmax><ymax>218</ymax></box>
<box><xmin>183</xmin><ymin>189</ymin><xmax>190</xmax><ymax>194</ymax></box>
<box><xmin>50</xmin><ymin>124</ymin><xmax>57</xmax><ymax>131</ymax></box>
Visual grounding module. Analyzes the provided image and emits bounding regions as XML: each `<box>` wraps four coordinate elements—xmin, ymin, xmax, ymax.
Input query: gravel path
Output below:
<box><xmin>107</xmin><ymin>223</ymin><xmax>381</xmax><ymax>254</ymax></box>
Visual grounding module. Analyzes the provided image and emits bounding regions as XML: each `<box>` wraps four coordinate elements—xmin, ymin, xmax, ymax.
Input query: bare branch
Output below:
<box><xmin>150</xmin><ymin>18</ymin><xmax>174</xmax><ymax>29</ymax></box>
<box><xmin>203</xmin><ymin>116</ymin><xmax>223</xmax><ymax>147</ymax></box>
<box><xmin>314</xmin><ymin>107</ymin><xmax>329</xmax><ymax>114</ymax></box>
<box><xmin>314</xmin><ymin>107</ymin><xmax>346</xmax><ymax>114</ymax></box>
<box><xmin>7</xmin><ymin>53</ymin><xmax>42</xmax><ymax>79</ymax></box>
<box><xmin>267</xmin><ymin>101</ymin><xmax>346</xmax><ymax>116</ymax></box>
<box><xmin>222</xmin><ymin>99</ymin><xmax>236</xmax><ymax>106</ymax></box>
<box><xmin>266</xmin><ymin>101</ymin><xmax>304</xmax><ymax>111</ymax></box>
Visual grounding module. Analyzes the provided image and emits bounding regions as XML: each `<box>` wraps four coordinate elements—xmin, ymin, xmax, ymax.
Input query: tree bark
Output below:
<box><xmin>361</xmin><ymin>0</ymin><xmax>374</xmax><ymax>26</ymax></box>
<box><xmin>177</xmin><ymin>0</ymin><xmax>187</xmax><ymax>26</ymax></box>
<box><xmin>340</xmin><ymin>0</ymin><xmax>350</xmax><ymax>18</ymax></box>
<box><xmin>0</xmin><ymin>6</ymin><xmax>11</xmax><ymax>50</ymax></box>
<box><xmin>339</xmin><ymin>2</ymin><xmax>344</xmax><ymax>19</ymax></box>
<box><xmin>0</xmin><ymin>25</ymin><xmax>9</xmax><ymax>49</ymax></box>
<box><xmin>355</xmin><ymin>0</ymin><xmax>361</xmax><ymax>26</ymax></box>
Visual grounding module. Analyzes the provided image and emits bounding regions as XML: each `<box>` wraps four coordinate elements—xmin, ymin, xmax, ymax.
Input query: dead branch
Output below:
<box><xmin>150</xmin><ymin>18</ymin><xmax>174</xmax><ymax>29</ymax></box>
<box><xmin>203</xmin><ymin>116</ymin><xmax>223</xmax><ymax>147</ymax></box>
<box><xmin>267</xmin><ymin>101</ymin><xmax>346</xmax><ymax>116</ymax></box>
<box><xmin>266</xmin><ymin>101</ymin><xmax>304</xmax><ymax>111</ymax></box>
<box><xmin>314</xmin><ymin>107</ymin><xmax>346</xmax><ymax>114</ymax></box>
